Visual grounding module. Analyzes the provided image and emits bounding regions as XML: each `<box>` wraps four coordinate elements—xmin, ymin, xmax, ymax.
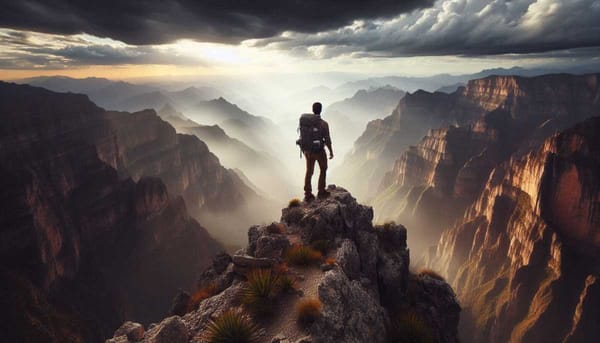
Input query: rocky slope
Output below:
<box><xmin>426</xmin><ymin>116</ymin><xmax>600</xmax><ymax>342</ymax></box>
<box><xmin>0</xmin><ymin>81</ymin><xmax>269</xmax><ymax>342</ymax></box>
<box><xmin>108</xmin><ymin>186</ymin><xmax>461</xmax><ymax>343</ymax></box>
<box><xmin>367</xmin><ymin>73</ymin><xmax>600</xmax><ymax>251</ymax></box>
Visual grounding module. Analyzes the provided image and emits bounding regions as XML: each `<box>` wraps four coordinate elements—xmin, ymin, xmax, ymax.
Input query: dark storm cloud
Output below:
<box><xmin>0</xmin><ymin>0</ymin><xmax>432</xmax><ymax>45</ymax></box>
<box><xmin>254</xmin><ymin>0</ymin><xmax>600</xmax><ymax>58</ymax></box>
<box><xmin>0</xmin><ymin>30</ymin><xmax>205</xmax><ymax>69</ymax></box>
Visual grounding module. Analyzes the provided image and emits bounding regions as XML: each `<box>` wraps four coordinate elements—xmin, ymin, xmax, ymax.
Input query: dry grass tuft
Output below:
<box><xmin>266</xmin><ymin>222</ymin><xmax>286</xmax><ymax>234</ymax></box>
<box><xmin>417</xmin><ymin>269</ymin><xmax>445</xmax><ymax>282</ymax></box>
<box><xmin>242</xmin><ymin>269</ymin><xmax>280</xmax><ymax>315</ymax></box>
<box><xmin>278</xmin><ymin>274</ymin><xmax>297</xmax><ymax>293</ymax></box>
<box><xmin>296</xmin><ymin>298</ymin><xmax>322</xmax><ymax>324</ymax></box>
<box><xmin>324</xmin><ymin>258</ymin><xmax>336</xmax><ymax>266</ymax></box>
<box><xmin>288</xmin><ymin>198</ymin><xmax>302</xmax><ymax>208</ymax></box>
<box><xmin>285</xmin><ymin>244</ymin><xmax>323</xmax><ymax>266</ymax></box>
<box><xmin>204</xmin><ymin>310</ymin><xmax>262</xmax><ymax>343</ymax></box>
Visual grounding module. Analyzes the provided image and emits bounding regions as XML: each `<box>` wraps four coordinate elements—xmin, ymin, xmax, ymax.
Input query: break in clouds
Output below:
<box><xmin>0</xmin><ymin>0</ymin><xmax>599</xmax><ymax>68</ymax></box>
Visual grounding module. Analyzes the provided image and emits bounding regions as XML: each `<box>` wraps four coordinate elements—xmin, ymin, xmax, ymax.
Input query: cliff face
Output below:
<box><xmin>370</xmin><ymin>74</ymin><xmax>600</xmax><ymax>251</ymax></box>
<box><xmin>427</xmin><ymin>117</ymin><xmax>600</xmax><ymax>342</ymax></box>
<box><xmin>0</xmin><ymin>82</ymin><xmax>240</xmax><ymax>342</ymax></box>
<box><xmin>334</xmin><ymin>88</ymin><xmax>481</xmax><ymax>200</ymax></box>
<box><xmin>108</xmin><ymin>186</ymin><xmax>461</xmax><ymax>343</ymax></box>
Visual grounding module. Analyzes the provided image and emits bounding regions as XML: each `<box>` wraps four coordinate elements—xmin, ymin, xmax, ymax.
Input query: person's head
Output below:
<box><xmin>312</xmin><ymin>102</ymin><xmax>322</xmax><ymax>115</ymax></box>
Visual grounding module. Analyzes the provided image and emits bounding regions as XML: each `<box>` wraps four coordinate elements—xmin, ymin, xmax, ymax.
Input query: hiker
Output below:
<box><xmin>296</xmin><ymin>102</ymin><xmax>334</xmax><ymax>201</ymax></box>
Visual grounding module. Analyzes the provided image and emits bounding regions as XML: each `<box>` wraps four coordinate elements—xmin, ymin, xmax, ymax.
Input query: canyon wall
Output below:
<box><xmin>0</xmin><ymin>82</ymin><xmax>260</xmax><ymax>342</ymax></box>
<box><xmin>428</xmin><ymin>117</ymin><xmax>600</xmax><ymax>342</ymax></box>
<box><xmin>370</xmin><ymin>74</ymin><xmax>600</xmax><ymax>251</ymax></box>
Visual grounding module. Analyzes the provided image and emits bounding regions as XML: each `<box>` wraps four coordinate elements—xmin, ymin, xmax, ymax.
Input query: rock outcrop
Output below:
<box><xmin>427</xmin><ymin>117</ymin><xmax>600</xmax><ymax>342</ymax></box>
<box><xmin>0</xmin><ymin>82</ymin><xmax>252</xmax><ymax>342</ymax></box>
<box><xmin>111</xmin><ymin>186</ymin><xmax>460</xmax><ymax>342</ymax></box>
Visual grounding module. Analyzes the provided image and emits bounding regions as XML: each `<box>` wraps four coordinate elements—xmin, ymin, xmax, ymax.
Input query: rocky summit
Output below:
<box><xmin>109</xmin><ymin>186</ymin><xmax>460</xmax><ymax>343</ymax></box>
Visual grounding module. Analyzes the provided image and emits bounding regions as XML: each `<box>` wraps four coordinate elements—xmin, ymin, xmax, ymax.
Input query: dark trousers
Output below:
<box><xmin>304</xmin><ymin>150</ymin><xmax>327</xmax><ymax>195</ymax></box>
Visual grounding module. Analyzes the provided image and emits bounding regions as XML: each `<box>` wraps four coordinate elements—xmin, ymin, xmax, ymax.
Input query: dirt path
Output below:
<box><xmin>257</xmin><ymin>233</ymin><xmax>336</xmax><ymax>342</ymax></box>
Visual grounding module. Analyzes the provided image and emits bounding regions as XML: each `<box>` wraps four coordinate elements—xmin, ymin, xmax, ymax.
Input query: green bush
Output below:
<box><xmin>242</xmin><ymin>269</ymin><xmax>280</xmax><ymax>314</ymax></box>
<box><xmin>204</xmin><ymin>310</ymin><xmax>261</xmax><ymax>343</ymax></box>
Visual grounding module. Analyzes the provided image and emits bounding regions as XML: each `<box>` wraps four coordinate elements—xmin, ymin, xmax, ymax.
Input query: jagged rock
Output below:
<box><xmin>409</xmin><ymin>275</ymin><xmax>461</xmax><ymax>343</ymax></box>
<box><xmin>144</xmin><ymin>316</ymin><xmax>188</xmax><ymax>343</ymax></box>
<box><xmin>335</xmin><ymin>239</ymin><xmax>360</xmax><ymax>280</ymax></box>
<box><xmin>118</xmin><ymin>186</ymin><xmax>460</xmax><ymax>343</ymax></box>
<box><xmin>196</xmin><ymin>253</ymin><xmax>236</xmax><ymax>294</ymax></box>
<box><xmin>114</xmin><ymin>321</ymin><xmax>144</xmax><ymax>341</ymax></box>
<box><xmin>281</xmin><ymin>186</ymin><xmax>374</xmax><ymax>244</ymax></box>
<box><xmin>293</xmin><ymin>336</ymin><xmax>312</xmax><ymax>343</ymax></box>
<box><xmin>271</xmin><ymin>334</ymin><xmax>289</xmax><ymax>343</ymax></box>
<box><xmin>255</xmin><ymin>234</ymin><xmax>290</xmax><ymax>259</ymax></box>
<box><xmin>211</xmin><ymin>252</ymin><xmax>233</xmax><ymax>274</ymax></box>
<box><xmin>320</xmin><ymin>263</ymin><xmax>334</xmax><ymax>272</ymax></box>
<box><xmin>375</xmin><ymin>223</ymin><xmax>410</xmax><ymax>305</ymax></box>
<box><xmin>169</xmin><ymin>291</ymin><xmax>191</xmax><ymax>317</ymax></box>
<box><xmin>312</xmin><ymin>270</ymin><xmax>388</xmax><ymax>343</ymax></box>
<box><xmin>106</xmin><ymin>335</ymin><xmax>129</xmax><ymax>343</ymax></box>
<box><xmin>231</xmin><ymin>254</ymin><xmax>274</xmax><ymax>274</ymax></box>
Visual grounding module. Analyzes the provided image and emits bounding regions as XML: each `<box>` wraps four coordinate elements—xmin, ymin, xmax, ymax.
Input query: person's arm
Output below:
<box><xmin>323</xmin><ymin>121</ymin><xmax>334</xmax><ymax>159</ymax></box>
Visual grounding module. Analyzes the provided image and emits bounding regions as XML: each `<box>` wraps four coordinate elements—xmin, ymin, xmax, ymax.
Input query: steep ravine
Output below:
<box><xmin>370</xmin><ymin>73</ymin><xmax>600</xmax><ymax>252</ymax></box>
<box><xmin>427</xmin><ymin>117</ymin><xmax>600</xmax><ymax>342</ymax></box>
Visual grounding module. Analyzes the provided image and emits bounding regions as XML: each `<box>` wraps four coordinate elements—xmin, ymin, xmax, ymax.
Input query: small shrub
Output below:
<box><xmin>296</xmin><ymin>298</ymin><xmax>322</xmax><ymax>324</ymax></box>
<box><xmin>188</xmin><ymin>284</ymin><xmax>217</xmax><ymax>312</ymax></box>
<box><xmin>204</xmin><ymin>310</ymin><xmax>261</xmax><ymax>343</ymax></box>
<box><xmin>288</xmin><ymin>198</ymin><xmax>302</xmax><ymax>208</ymax></box>
<box><xmin>310</xmin><ymin>240</ymin><xmax>331</xmax><ymax>254</ymax></box>
<box><xmin>242</xmin><ymin>269</ymin><xmax>280</xmax><ymax>314</ymax></box>
<box><xmin>278</xmin><ymin>274</ymin><xmax>297</xmax><ymax>292</ymax></box>
<box><xmin>266</xmin><ymin>223</ymin><xmax>286</xmax><ymax>234</ymax></box>
<box><xmin>388</xmin><ymin>312</ymin><xmax>433</xmax><ymax>343</ymax></box>
<box><xmin>417</xmin><ymin>269</ymin><xmax>445</xmax><ymax>282</ymax></box>
<box><xmin>285</xmin><ymin>244</ymin><xmax>323</xmax><ymax>266</ymax></box>
<box><xmin>324</xmin><ymin>258</ymin><xmax>336</xmax><ymax>266</ymax></box>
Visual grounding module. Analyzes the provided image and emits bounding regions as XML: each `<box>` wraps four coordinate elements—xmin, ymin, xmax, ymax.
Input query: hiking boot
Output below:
<box><xmin>317</xmin><ymin>190</ymin><xmax>331</xmax><ymax>199</ymax></box>
<box><xmin>304</xmin><ymin>193</ymin><xmax>315</xmax><ymax>202</ymax></box>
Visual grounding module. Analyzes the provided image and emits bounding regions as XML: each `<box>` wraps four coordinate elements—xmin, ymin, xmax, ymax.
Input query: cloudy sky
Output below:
<box><xmin>1</xmin><ymin>0</ymin><xmax>599</xmax><ymax>79</ymax></box>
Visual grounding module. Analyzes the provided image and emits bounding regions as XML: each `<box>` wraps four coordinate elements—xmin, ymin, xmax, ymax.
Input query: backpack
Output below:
<box><xmin>297</xmin><ymin>113</ymin><xmax>325</xmax><ymax>152</ymax></box>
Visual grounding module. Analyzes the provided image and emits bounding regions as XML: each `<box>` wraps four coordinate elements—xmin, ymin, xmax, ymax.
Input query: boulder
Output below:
<box><xmin>254</xmin><ymin>234</ymin><xmax>290</xmax><ymax>259</ymax></box>
<box><xmin>335</xmin><ymin>239</ymin><xmax>360</xmax><ymax>280</ymax></box>
<box><xmin>312</xmin><ymin>270</ymin><xmax>388</xmax><ymax>343</ymax></box>
<box><xmin>105</xmin><ymin>336</ymin><xmax>128</xmax><ymax>343</ymax></box>
<box><xmin>232</xmin><ymin>254</ymin><xmax>275</xmax><ymax>274</ymax></box>
<box><xmin>114</xmin><ymin>321</ymin><xmax>144</xmax><ymax>341</ymax></box>
<box><xmin>144</xmin><ymin>316</ymin><xmax>188</xmax><ymax>343</ymax></box>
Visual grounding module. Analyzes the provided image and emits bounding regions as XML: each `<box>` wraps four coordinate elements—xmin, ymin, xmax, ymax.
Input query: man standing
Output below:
<box><xmin>298</xmin><ymin>102</ymin><xmax>333</xmax><ymax>201</ymax></box>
